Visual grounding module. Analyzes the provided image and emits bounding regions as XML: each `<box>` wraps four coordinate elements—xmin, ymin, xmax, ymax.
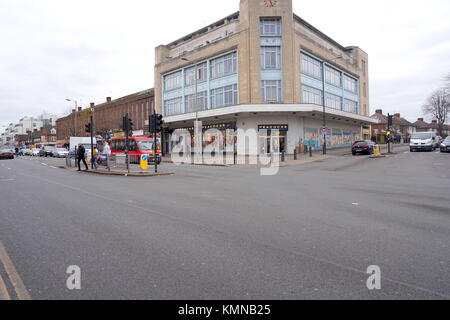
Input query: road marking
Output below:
<box><xmin>0</xmin><ymin>241</ymin><xmax>31</xmax><ymax>300</ymax></box>
<box><xmin>0</xmin><ymin>273</ymin><xmax>11</xmax><ymax>300</ymax></box>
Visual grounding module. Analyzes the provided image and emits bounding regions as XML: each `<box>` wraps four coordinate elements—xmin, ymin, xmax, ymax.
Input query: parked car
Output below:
<box><xmin>39</xmin><ymin>146</ymin><xmax>56</xmax><ymax>157</ymax></box>
<box><xmin>0</xmin><ymin>149</ymin><xmax>15</xmax><ymax>160</ymax></box>
<box><xmin>52</xmin><ymin>148</ymin><xmax>69</xmax><ymax>158</ymax></box>
<box><xmin>352</xmin><ymin>140</ymin><xmax>377</xmax><ymax>156</ymax></box>
<box><xmin>410</xmin><ymin>132</ymin><xmax>438</xmax><ymax>152</ymax></box>
<box><xmin>440</xmin><ymin>137</ymin><xmax>450</xmax><ymax>153</ymax></box>
<box><xmin>31</xmin><ymin>148</ymin><xmax>41</xmax><ymax>157</ymax></box>
<box><xmin>19</xmin><ymin>148</ymin><xmax>32</xmax><ymax>156</ymax></box>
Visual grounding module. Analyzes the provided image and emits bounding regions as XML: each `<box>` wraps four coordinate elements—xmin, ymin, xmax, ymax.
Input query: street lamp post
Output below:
<box><xmin>182</xmin><ymin>57</ymin><xmax>202</xmax><ymax>163</ymax></box>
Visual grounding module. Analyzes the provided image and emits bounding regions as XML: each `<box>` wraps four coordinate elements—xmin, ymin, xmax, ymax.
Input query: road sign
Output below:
<box><xmin>140</xmin><ymin>155</ymin><xmax>148</xmax><ymax>171</ymax></box>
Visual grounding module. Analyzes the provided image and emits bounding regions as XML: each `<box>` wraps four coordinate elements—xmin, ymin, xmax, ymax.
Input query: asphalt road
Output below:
<box><xmin>0</xmin><ymin>147</ymin><xmax>449</xmax><ymax>300</ymax></box>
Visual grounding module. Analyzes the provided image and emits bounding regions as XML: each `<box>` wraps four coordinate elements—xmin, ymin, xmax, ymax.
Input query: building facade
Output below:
<box><xmin>56</xmin><ymin>89</ymin><xmax>155</xmax><ymax>143</ymax></box>
<box><xmin>155</xmin><ymin>0</ymin><xmax>375</xmax><ymax>155</ymax></box>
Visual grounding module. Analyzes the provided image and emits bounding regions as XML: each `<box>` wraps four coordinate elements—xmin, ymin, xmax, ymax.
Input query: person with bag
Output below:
<box><xmin>77</xmin><ymin>144</ymin><xmax>89</xmax><ymax>171</ymax></box>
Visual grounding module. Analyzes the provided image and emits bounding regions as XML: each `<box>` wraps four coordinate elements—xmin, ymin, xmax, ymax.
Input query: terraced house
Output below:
<box><xmin>155</xmin><ymin>0</ymin><xmax>376</xmax><ymax>155</ymax></box>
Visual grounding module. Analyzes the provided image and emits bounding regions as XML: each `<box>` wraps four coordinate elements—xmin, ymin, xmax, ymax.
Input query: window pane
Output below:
<box><xmin>261</xmin><ymin>80</ymin><xmax>282</xmax><ymax>102</ymax></box>
<box><xmin>210</xmin><ymin>84</ymin><xmax>237</xmax><ymax>109</ymax></box>
<box><xmin>210</xmin><ymin>52</ymin><xmax>237</xmax><ymax>79</ymax></box>
<box><xmin>301</xmin><ymin>85</ymin><xmax>323</xmax><ymax>105</ymax></box>
<box><xmin>301</xmin><ymin>53</ymin><xmax>322</xmax><ymax>79</ymax></box>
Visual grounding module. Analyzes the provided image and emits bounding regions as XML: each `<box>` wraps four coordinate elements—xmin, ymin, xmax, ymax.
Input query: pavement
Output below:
<box><xmin>0</xmin><ymin>146</ymin><xmax>449</xmax><ymax>300</ymax></box>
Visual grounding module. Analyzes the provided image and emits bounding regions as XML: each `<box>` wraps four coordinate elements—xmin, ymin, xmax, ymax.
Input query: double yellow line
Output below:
<box><xmin>0</xmin><ymin>241</ymin><xmax>31</xmax><ymax>300</ymax></box>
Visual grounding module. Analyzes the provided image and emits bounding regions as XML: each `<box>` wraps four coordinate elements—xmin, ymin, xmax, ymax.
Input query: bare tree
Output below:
<box><xmin>423</xmin><ymin>88</ymin><xmax>450</xmax><ymax>136</ymax></box>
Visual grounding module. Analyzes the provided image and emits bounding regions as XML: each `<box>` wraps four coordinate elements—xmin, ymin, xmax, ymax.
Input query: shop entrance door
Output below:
<box><xmin>263</xmin><ymin>130</ymin><xmax>287</xmax><ymax>154</ymax></box>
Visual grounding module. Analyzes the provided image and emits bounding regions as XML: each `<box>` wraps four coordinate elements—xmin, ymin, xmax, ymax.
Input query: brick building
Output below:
<box><xmin>370</xmin><ymin>109</ymin><xmax>388</xmax><ymax>143</ymax></box>
<box><xmin>57</xmin><ymin>89</ymin><xmax>155</xmax><ymax>143</ymax></box>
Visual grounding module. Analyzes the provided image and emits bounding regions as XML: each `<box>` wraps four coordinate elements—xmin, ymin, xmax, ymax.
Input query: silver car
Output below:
<box><xmin>52</xmin><ymin>148</ymin><xmax>69</xmax><ymax>158</ymax></box>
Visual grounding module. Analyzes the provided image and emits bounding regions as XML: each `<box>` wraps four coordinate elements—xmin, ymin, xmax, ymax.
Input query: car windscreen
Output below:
<box><xmin>137</xmin><ymin>140</ymin><xmax>153</xmax><ymax>151</ymax></box>
<box><xmin>412</xmin><ymin>133</ymin><xmax>432</xmax><ymax>140</ymax></box>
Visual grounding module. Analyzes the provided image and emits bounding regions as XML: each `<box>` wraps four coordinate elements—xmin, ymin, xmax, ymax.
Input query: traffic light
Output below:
<box><xmin>155</xmin><ymin>114</ymin><xmax>164</xmax><ymax>133</ymax></box>
<box><xmin>85</xmin><ymin>123</ymin><xmax>92</xmax><ymax>133</ymax></box>
<box><xmin>128</xmin><ymin>118</ymin><xmax>134</xmax><ymax>131</ymax></box>
<box><xmin>150</xmin><ymin>114</ymin><xmax>164</xmax><ymax>133</ymax></box>
<box><xmin>123</xmin><ymin>116</ymin><xmax>129</xmax><ymax>131</ymax></box>
<box><xmin>388</xmin><ymin>114</ymin><xmax>393</xmax><ymax>128</ymax></box>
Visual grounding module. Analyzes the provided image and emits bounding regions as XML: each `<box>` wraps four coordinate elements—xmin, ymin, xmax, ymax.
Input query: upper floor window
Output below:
<box><xmin>164</xmin><ymin>97</ymin><xmax>183</xmax><ymax>116</ymax></box>
<box><xmin>210</xmin><ymin>52</ymin><xmax>237</xmax><ymax>79</ymax></box>
<box><xmin>324</xmin><ymin>66</ymin><xmax>342</xmax><ymax>88</ymax></box>
<box><xmin>185</xmin><ymin>91</ymin><xmax>208</xmax><ymax>113</ymax></box>
<box><xmin>343</xmin><ymin>75</ymin><xmax>357</xmax><ymax>93</ymax></box>
<box><xmin>261</xmin><ymin>80</ymin><xmax>282</xmax><ymax>102</ymax></box>
<box><xmin>185</xmin><ymin>63</ymin><xmax>207</xmax><ymax>87</ymax></box>
<box><xmin>164</xmin><ymin>71</ymin><xmax>182</xmax><ymax>91</ymax></box>
<box><xmin>302</xmin><ymin>85</ymin><xmax>323</xmax><ymax>105</ymax></box>
<box><xmin>261</xmin><ymin>46</ymin><xmax>281</xmax><ymax>70</ymax></box>
<box><xmin>301</xmin><ymin>53</ymin><xmax>322</xmax><ymax>80</ymax></box>
<box><xmin>343</xmin><ymin>99</ymin><xmax>358</xmax><ymax>114</ymax></box>
<box><xmin>210</xmin><ymin>84</ymin><xmax>238</xmax><ymax>109</ymax></box>
<box><xmin>325</xmin><ymin>92</ymin><xmax>342</xmax><ymax>110</ymax></box>
<box><xmin>260</xmin><ymin>19</ymin><xmax>281</xmax><ymax>36</ymax></box>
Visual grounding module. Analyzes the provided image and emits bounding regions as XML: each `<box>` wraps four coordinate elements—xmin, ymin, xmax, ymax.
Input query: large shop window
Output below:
<box><xmin>210</xmin><ymin>84</ymin><xmax>238</xmax><ymax>109</ymax></box>
<box><xmin>210</xmin><ymin>52</ymin><xmax>237</xmax><ymax>79</ymax></box>
<box><xmin>260</xmin><ymin>19</ymin><xmax>281</xmax><ymax>36</ymax></box>
<box><xmin>302</xmin><ymin>85</ymin><xmax>323</xmax><ymax>105</ymax></box>
<box><xmin>185</xmin><ymin>63</ymin><xmax>207</xmax><ymax>87</ymax></box>
<box><xmin>301</xmin><ymin>53</ymin><xmax>322</xmax><ymax>79</ymax></box>
<box><xmin>164</xmin><ymin>97</ymin><xmax>183</xmax><ymax>116</ymax></box>
<box><xmin>261</xmin><ymin>46</ymin><xmax>281</xmax><ymax>70</ymax></box>
<box><xmin>164</xmin><ymin>71</ymin><xmax>182</xmax><ymax>91</ymax></box>
<box><xmin>261</xmin><ymin>80</ymin><xmax>282</xmax><ymax>102</ymax></box>
<box><xmin>185</xmin><ymin>91</ymin><xmax>208</xmax><ymax>113</ymax></box>
<box><xmin>324</xmin><ymin>66</ymin><xmax>342</xmax><ymax>88</ymax></box>
<box><xmin>325</xmin><ymin>93</ymin><xmax>342</xmax><ymax>110</ymax></box>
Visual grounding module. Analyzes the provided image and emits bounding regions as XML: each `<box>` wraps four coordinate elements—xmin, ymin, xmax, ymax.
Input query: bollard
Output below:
<box><xmin>281</xmin><ymin>150</ymin><xmax>285</xmax><ymax>162</ymax></box>
<box><xmin>294</xmin><ymin>149</ymin><xmax>297</xmax><ymax>161</ymax></box>
<box><xmin>309</xmin><ymin>146</ymin><xmax>313</xmax><ymax>157</ymax></box>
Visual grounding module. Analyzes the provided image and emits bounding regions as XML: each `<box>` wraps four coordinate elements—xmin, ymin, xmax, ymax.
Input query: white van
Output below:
<box><xmin>410</xmin><ymin>132</ymin><xmax>438</xmax><ymax>152</ymax></box>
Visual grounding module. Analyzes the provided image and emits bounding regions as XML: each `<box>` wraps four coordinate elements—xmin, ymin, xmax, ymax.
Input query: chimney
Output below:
<box><xmin>72</xmin><ymin>109</ymin><xmax>76</xmax><ymax>114</ymax></box>
<box><xmin>432</xmin><ymin>120</ymin><xmax>437</xmax><ymax>124</ymax></box>
<box><xmin>418</xmin><ymin>118</ymin><xmax>424</xmax><ymax>122</ymax></box>
<box><xmin>375</xmin><ymin>109</ymin><xmax>383</xmax><ymax>115</ymax></box>
<box><xmin>394</xmin><ymin>113</ymin><xmax>400</xmax><ymax>118</ymax></box>
<box><xmin>106</xmin><ymin>97</ymin><xmax>112</xmax><ymax>103</ymax></box>
<box><xmin>78</xmin><ymin>107</ymin><xmax>82</xmax><ymax>112</ymax></box>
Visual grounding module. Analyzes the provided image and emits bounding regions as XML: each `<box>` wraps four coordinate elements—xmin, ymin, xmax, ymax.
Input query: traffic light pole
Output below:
<box><xmin>125</xmin><ymin>113</ymin><xmax>130</xmax><ymax>173</ymax></box>
<box><xmin>90</xmin><ymin>114</ymin><xmax>94</xmax><ymax>170</ymax></box>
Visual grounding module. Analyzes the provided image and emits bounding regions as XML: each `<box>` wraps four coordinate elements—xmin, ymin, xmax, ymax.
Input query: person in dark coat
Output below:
<box><xmin>77</xmin><ymin>144</ymin><xmax>88</xmax><ymax>171</ymax></box>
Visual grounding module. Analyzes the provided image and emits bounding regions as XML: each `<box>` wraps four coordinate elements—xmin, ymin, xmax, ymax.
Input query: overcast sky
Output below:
<box><xmin>1</xmin><ymin>0</ymin><xmax>450</xmax><ymax>131</ymax></box>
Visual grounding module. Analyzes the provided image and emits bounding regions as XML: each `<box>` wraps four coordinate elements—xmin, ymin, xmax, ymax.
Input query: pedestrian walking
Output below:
<box><xmin>77</xmin><ymin>144</ymin><xmax>89</xmax><ymax>171</ymax></box>
<box><xmin>92</xmin><ymin>147</ymin><xmax>98</xmax><ymax>170</ymax></box>
<box><xmin>103</xmin><ymin>140</ymin><xmax>111</xmax><ymax>171</ymax></box>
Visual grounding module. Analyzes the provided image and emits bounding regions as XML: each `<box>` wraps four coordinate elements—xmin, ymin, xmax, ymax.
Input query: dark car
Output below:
<box><xmin>39</xmin><ymin>146</ymin><xmax>56</xmax><ymax>157</ymax></box>
<box><xmin>352</xmin><ymin>140</ymin><xmax>377</xmax><ymax>156</ymax></box>
<box><xmin>440</xmin><ymin>137</ymin><xmax>450</xmax><ymax>153</ymax></box>
<box><xmin>0</xmin><ymin>149</ymin><xmax>15</xmax><ymax>160</ymax></box>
